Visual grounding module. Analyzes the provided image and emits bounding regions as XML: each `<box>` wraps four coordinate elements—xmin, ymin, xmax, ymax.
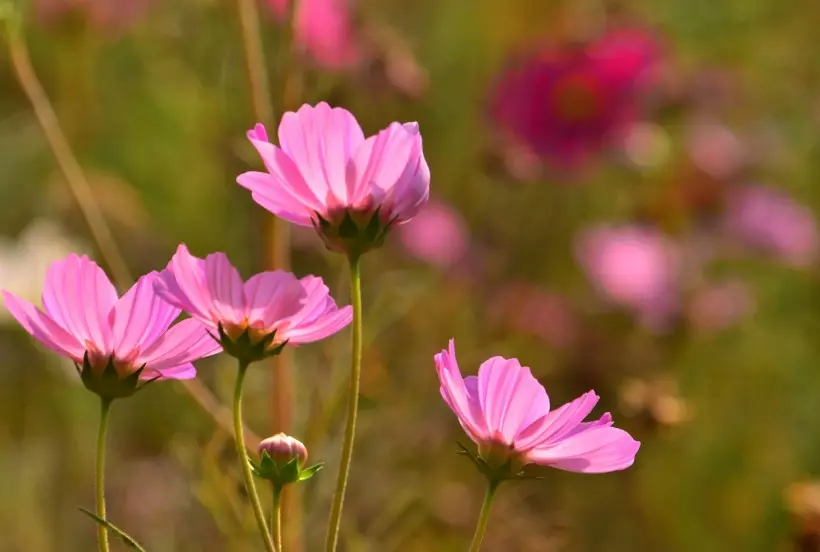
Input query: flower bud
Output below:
<box><xmin>258</xmin><ymin>433</ymin><xmax>308</xmax><ymax>468</ymax></box>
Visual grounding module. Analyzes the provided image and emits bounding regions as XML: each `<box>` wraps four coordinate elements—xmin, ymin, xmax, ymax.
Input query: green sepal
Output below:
<box><xmin>456</xmin><ymin>441</ymin><xmax>536</xmax><ymax>486</ymax></box>
<box><xmin>215</xmin><ymin>324</ymin><xmax>288</xmax><ymax>366</ymax></box>
<box><xmin>77</xmin><ymin>352</ymin><xmax>158</xmax><ymax>401</ymax></box>
<box><xmin>78</xmin><ymin>507</ymin><xmax>148</xmax><ymax>552</ymax></box>
<box><xmin>251</xmin><ymin>451</ymin><xmax>323</xmax><ymax>487</ymax></box>
<box><xmin>297</xmin><ymin>462</ymin><xmax>324</xmax><ymax>481</ymax></box>
<box><xmin>311</xmin><ymin>207</ymin><xmax>397</xmax><ymax>257</ymax></box>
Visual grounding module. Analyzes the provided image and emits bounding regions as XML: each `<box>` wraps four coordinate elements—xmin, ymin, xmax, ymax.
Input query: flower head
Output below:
<box><xmin>266</xmin><ymin>0</ymin><xmax>359</xmax><ymax>69</ymax></box>
<box><xmin>2</xmin><ymin>254</ymin><xmax>220</xmax><ymax>399</ymax></box>
<box><xmin>259</xmin><ymin>433</ymin><xmax>309</xmax><ymax>467</ymax></box>
<box><xmin>238</xmin><ymin>102</ymin><xmax>430</xmax><ymax>257</ymax></box>
<box><xmin>253</xmin><ymin>433</ymin><xmax>323</xmax><ymax>487</ymax></box>
<box><xmin>724</xmin><ymin>185</ymin><xmax>818</xmax><ymax>267</ymax></box>
<box><xmin>436</xmin><ymin>340</ymin><xmax>639</xmax><ymax>476</ymax></box>
<box><xmin>490</xmin><ymin>28</ymin><xmax>659</xmax><ymax>173</ymax></box>
<box><xmin>576</xmin><ymin>225</ymin><xmax>679</xmax><ymax>326</ymax></box>
<box><xmin>154</xmin><ymin>244</ymin><xmax>352</xmax><ymax>364</ymax></box>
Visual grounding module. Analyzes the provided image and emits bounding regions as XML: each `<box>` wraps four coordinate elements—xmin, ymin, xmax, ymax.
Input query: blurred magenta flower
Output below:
<box><xmin>490</xmin><ymin>28</ymin><xmax>659</xmax><ymax>172</ymax></box>
<box><xmin>238</xmin><ymin>102</ymin><xmax>430</xmax><ymax>256</ymax></box>
<box><xmin>435</xmin><ymin>340</ymin><xmax>639</xmax><ymax>473</ymax></box>
<box><xmin>267</xmin><ymin>0</ymin><xmax>359</xmax><ymax>69</ymax></box>
<box><xmin>397</xmin><ymin>200</ymin><xmax>469</xmax><ymax>267</ymax></box>
<box><xmin>724</xmin><ymin>185</ymin><xmax>818</xmax><ymax>267</ymax></box>
<box><xmin>576</xmin><ymin>225</ymin><xmax>679</xmax><ymax>325</ymax></box>
<box><xmin>35</xmin><ymin>0</ymin><xmax>148</xmax><ymax>31</ymax></box>
<box><xmin>687</xmin><ymin>279</ymin><xmax>754</xmax><ymax>332</ymax></box>
<box><xmin>1</xmin><ymin>255</ymin><xmax>219</xmax><ymax>396</ymax></box>
<box><xmin>155</xmin><ymin>244</ymin><xmax>352</xmax><ymax>362</ymax></box>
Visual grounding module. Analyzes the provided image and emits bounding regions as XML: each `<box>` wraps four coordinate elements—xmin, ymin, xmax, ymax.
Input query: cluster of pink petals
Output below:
<box><xmin>266</xmin><ymin>0</ymin><xmax>359</xmax><ymax>69</ymax></box>
<box><xmin>576</xmin><ymin>225</ymin><xmax>680</xmax><ymax>325</ymax></box>
<box><xmin>724</xmin><ymin>185</ymin><xmax>818</xmax><ymax>267</ymax></box>
<box><xmin>1</xmin><ymin>255</ymin><xmax>219</xmax><ymax>380</ymax></box>
<box><xmin>490</xmin><ymin>27</ymin><xmax>659</xmax><ymax>172</ymax></box>
<box><xmin>435</xmin><ymin>340</ymin><xmax>639</xmax><ymax>473</ymax></box>
<box><xmin>238</xmin><ymin>102</ymin><xmax>430</xmax><ymax>227</ymax></box>
<box><xmin>397</xmin><ymin>200</ymin><xmax>470</xmax><ymax>268</ymax></box>
<box><xmin>154</xmin><ymin>244</ymin><xmax>352</xmax><ymax>345</ymax></box>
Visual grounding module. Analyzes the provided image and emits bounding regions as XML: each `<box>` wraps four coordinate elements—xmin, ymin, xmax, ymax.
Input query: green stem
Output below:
<box><xmin>233</xmin><ymin>362</ymin><xmax>277</xmax><ymax>552</ymax></box>
<box><xmin>324</xmin><ymin>255</ymin><xmax>363</xmax><ymax>552</ymax></box>
<box><xmin>272</xmin><ymin>485</ymin><xmax>283</xmax><ymax>552</ymax></box>
<box><xmin>95</xmin><ymin>398</ymin><xmax>112</xmax><ymax>552</ymax></box>
<box><xmin>467</xmin><ymin>482</ymin><xmax>499</xmax><ymax>552</ymax></box>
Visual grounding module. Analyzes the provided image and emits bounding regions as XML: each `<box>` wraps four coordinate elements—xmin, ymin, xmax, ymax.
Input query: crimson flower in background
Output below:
<box><xmin>436</xmin><ymin>340</ymin><xmax>639</xmax><ymax>475</ymax></box>
<box><xmin>490</xmin><ymin>28</ymin><xmax>659</xmax><ymax>173</ymax></box>
<box><xmin>238</xmin><ymin>102</ymin><xmax>430</xmax><ymax>257</ymax></box>
<box><xmin>267</xmin><ymin>0</ymin><xmax>359</xmax><ymax>69</ymax></box>
<box><xmin>1</xmin><ymin>255</ymin><xmax>219</xmax><ymax>399</ymax></box>
<box><xmin>397</xmin><ymin>200</ymin><xmax>469</xmax><ymax>268</ymax></box>
<box><xmin>724</xmin><ymin>185</ymin><xmax>818</xmax><ymax>268</ymax></box>
<box><xmin>155</xmin><ymin>244</ymin><xmax>352</xmax><ymax>363</ymax></box>
<box><xmin>576</xmin><ymin>225</ymin><xmax>680</xmax><ymax>328</ymax></box>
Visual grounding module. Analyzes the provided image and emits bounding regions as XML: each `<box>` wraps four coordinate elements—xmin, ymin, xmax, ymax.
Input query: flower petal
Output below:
<box><xmin>282</xmin><ymin>305</ymin><xmax>352</xmax><ymax>344</ymax></box>
<box><xmin>112</xmin><ymin>272</ymin><xmax>181</xmax><ymax>357</ymax></box>
<box><xmin>42</xmin><ymin>254</ymin><xmax>117</xmax><ymax>353</ymax></box>
<box><xmin>2</xmin><ymin>291</ymin><xmax>85</xmax><ymax>360</ymax></box>
<box><xmin>278</xmin><ymin>103</ymin><xmax>365</xmax><ymax>207</ymax></box>
<box><xmin>346</xmin><ymin>121</ymin><xmax>430</xmax><ymax>220</ymax></box>
<box><xmin>137</xmin><ymin>318</ymin><xmax>221</xmax><ymax>370</ymax></box>
<box><xmin>155</xmin><ymin>245</ymin><xmax>215</xmax><ymax>326</ymax></box>
<box><xmin>237</xmin><ymin>171</ymin><xmax>315</xmax><ymax>226</ymax></box>
<box><xmin>526</xmin><ymin>426</ymin><xmax>640</xmax><ymax>473</ymax></box>
<box><xmin>204</xmin><ymin>253</ymin><xmax>246</xmax><ymax>326</ymax></box>
<box><xmin>434</xmin><ymin>339</ymin><xmax>488</xmax><ymax>443</ymax></box>
<box><xmin>243</xmin><ymin>270</ymin><xmax>305</xmax><ymax>328</ymax></box>
<box><xmin>515</xmin><ymin>390</ymin><xmax>600</xmax><ymax>451</ymax></box>
<box><xmin>143</xmin><ymin>362</ymin><xmax>198</xmax><ymax>381</ymax></box>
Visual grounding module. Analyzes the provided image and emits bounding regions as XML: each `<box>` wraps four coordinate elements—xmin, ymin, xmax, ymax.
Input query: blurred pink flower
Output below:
<box><xmin>686</xmin><ymin>121</ymin><xmax>746</xmax><ymax>179</ymax></box>
<box><xmin>724</xmin><ymin>185</ymin><xmax>818</xmax><ymax>267</ymax></box>
<box><xmin>687</xmin><ymin>279</ymin><xmax>754</xmax><ymax>332</ymax></box>
<box><xmin>576</xmin><ymin>225</ymin><xmax>680</xmax><ymax>325</ymax></box>
<box><xmin>489</xmin><ymin>283</ymin><xmax>579</xmax><ymax>349</ymax></box>
<box><xmin>35</xmin><ymin>0</ymin><xmax>148</xmax><ymax>31</ymax></box>
<box><xmin>238</xmin><ymin>102</ymin><xmax>430</xmax><ymax>255</ymax></box>
<box><xmin>490</xmin><ymin>28</ymin><xmax>659</xmax><ymax>172</ymax></box>
<box><xmin>398</xmin><ymin>200</ymin><xmax>469</xmax><ymax>267</ymax></box>
<box><xmin>267</xmin><ymin>0</ymin><xmax>359</xmax><ymax>68</ymax></box>
<box><xmin>435</xmin><ymin>340</ymin><xmax>639</xmax><ymax>473</ymax></box>
<box><xmin>2</xmin><ymin>254</ymin><xmax>219</xmax><ymax>381</ymax></box>
<box><xmin>155</xmin><ymin>244</ymin><xmax>352</xmax><ymax>350</ymax></box>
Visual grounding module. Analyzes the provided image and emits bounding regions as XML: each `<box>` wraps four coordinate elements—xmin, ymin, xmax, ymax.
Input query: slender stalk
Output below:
<box><xmin>2</xmin><ymin>18</ymin><xmax>262</xmax><ymax>452</ymax></box>
<box><xmin>467</xmin><ymin>482</ymin><xmax>499</xmax><ymax>552</ymax></box>
<box><xmin>95</xmin><ymin>398</ymin><xmax>113</xmax><ymax>552</ymax></box>
<box><xmin>324</xmin><ymin>256</ymin><xmax>363</xmax><ymax>552</ymax></box>
<box><xmin>232</xmin><ymin>362</ymin><xmax>276</xmax><ymax>552</ymax></box>
<box><xmin>271</xmin><ymin>486</ymin><xmax>284</xmax><ymax>552</ymax></box>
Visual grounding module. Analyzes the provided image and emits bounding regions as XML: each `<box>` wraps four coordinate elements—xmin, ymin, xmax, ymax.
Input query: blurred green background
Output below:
<box><xmin>1</xmin><ymin>0</ymin><xmax>819</xmax><ymax>550</ymax></box>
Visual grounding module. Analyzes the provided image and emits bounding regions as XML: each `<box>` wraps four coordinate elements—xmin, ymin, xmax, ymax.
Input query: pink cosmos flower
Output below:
<box><xmin>1</xmin><ymin>254</ymin><xmax>219</xmax><ymax>384</ymax></box>
<box><xmin>397</xmin><ymin>200</ymin><xmax>469</xmax><ymax>268</ymax></box>
<box><xmin>267</xmin><ymin>0</ymin><xmax>359</xmax><ymax>69</ymax></box>
<box><xmin>154</xmin><ymin>244</ymin><xmax>352</xmax><ymax>357</ymax></box>
<box><xmin>576</xmin><ymin>225</ymin><xmax>679</xmax><ymax>325</ymax></box>
<box><xmin>724</xmin><ymin>185</ymin><xmax>818</xmax><ymax>267</ymax></box>
<box><xmin>435</xmin><ymin>340</ymin><xmax>639</xmax><ymax>473</ymax></box>
<box><xmin>490</xmin><ymin>28</ymin><xmax>659</xmax><ymax>172</ymax></box>
<box><xmin>238</xmin><ymin>102</ymin><xmax>430</xmax><ymax>255</ymax></box>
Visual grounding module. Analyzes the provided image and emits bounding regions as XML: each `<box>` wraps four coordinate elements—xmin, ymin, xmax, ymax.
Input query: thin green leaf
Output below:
<box><xmin>78</xmin><ymin>507</ymin><xmax>148</xmax><ymax>552</ymax></box>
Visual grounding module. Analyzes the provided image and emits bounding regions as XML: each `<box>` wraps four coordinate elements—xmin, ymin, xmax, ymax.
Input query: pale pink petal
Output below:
<box><xmin>515</xmin><ymin>390</ymin><xmax>600</xmax><ymax>451</ymax></box>
<box><xmin>475</xmin><ymin>356</ymin><xmax>548</xmax><ymax>443</ymax></box>
<box><xmin>237</xmin><ymin>171</ymin><xmax>315</xmax><ymax>226</ymax></box>
<box><xmin>155</xmin><ymin>245</ymin><xmax>215</xmax><ymax>326</ymax></box>
<box><xmin>137</xmin><ymin>319</ymin><xmax>221</xmax><ymax>370</ymax></box>
<box><xmin>112</xmin><ymin>272</ymin><xmax>180</xmax><ymax>356</ymax></box>
<box><xmin>243</xmin><ymin>271</ymin><xmax>305</xmax><ymax>327</ymax></box>
<box><xmin>281</xmin><ymin>275</ymin><xmax>334</xmax><ymax>328</ymax></box>
<box><xmin>143</xmin><ymin>362</ymin><xmax>198</xmax><ymax>381</ymax></box>
<box><xmin>346</xmin><ymin>121</ymin><xmax>430</xmax><ymax>220</ymax></box>
<box><xmin>435</xmin><ymin>340</ymin><xmax>489</xmax><ymax>442</ymax></box>
<box><xmin>282</xmin><ymin>305</ymin><xmax>352</xmax><ymax>344</ymax></box>
<box><xmin>526</xmin><ymin>426</ymin><xmax>640</xmax><ymax>473</ymax></box>
<box><xmin>2</xmin><ymin>291</ymin><xmax>85</xmax><ymax>360</ymax></box>
<box><xmin>42</xmin><ymin>255</ymin><xmax>117</xmax><ymax>353</ymax></box>
<box><xmin>204</xmin><ymin>253</ymin><xmax>246</xmax><ymax>325</ymax></box>
<box><xmin>278</xmin><ymin>103</ymin><xmax>365</xmax><ymax>206</ymax></box>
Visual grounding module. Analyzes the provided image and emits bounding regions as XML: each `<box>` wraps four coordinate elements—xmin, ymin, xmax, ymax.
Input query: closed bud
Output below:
<box><xmin>252</xmin><ymin>433</ymin><xmax>323</xmax><ymax>488</ymax></box>
<box><xmin>258</xmin><ymin>433</ymin><xmax>308</xmax><ymax>468</ymax></box>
